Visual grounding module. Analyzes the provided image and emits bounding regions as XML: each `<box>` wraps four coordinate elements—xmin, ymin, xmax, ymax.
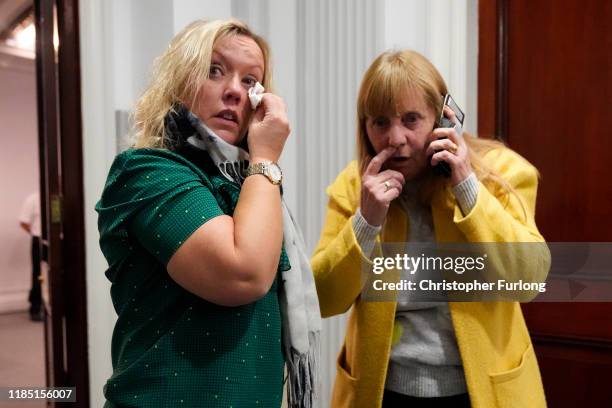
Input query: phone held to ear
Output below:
<box><xmin>432</xmin><ymin>93</ymin><xmax>465</xmax><ymax>177</ymax></box>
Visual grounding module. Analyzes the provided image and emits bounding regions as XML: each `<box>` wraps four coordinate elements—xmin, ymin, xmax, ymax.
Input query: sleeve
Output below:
<box><xmin>452</xmin><ymin>149</ymin><xmax>551</xmax><ymax>296</ymax></box>
<box><xmin>453</xmin><ymin>154</ymin><xmax>542</xmax><ymax>243</ymax></box>
<box><xmin>98</xmin><ymin>150</ymin><xmax>225</xmax><ymax>266</ymax></box>
<box><xmin>451</xmin><ymin>172</ymin><xmax>479</xmax><ymax>215</ymax></box>
<box><xmin>311</xmin><ymin>163</ymin><xmax>375</xmax><ymax>317</ymax></box>
<box><xmin>19</xmin><ymin>193</ymin><xmax>35</xmax><ymax>225</ymax></box>
<box><xmin>352</xmin><ymin>208</ymin><xmax>382</xmax><ymax>258</ymax></box>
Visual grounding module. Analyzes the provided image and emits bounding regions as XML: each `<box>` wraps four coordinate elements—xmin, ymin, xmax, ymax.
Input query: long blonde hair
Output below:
<box><xmin>356</xmin><ymin>50</ymin><xmax>524</xmax><ymax>211</ymax></box>
<box><xmin>133</xmin><ymin>19</ymin><xmax>272</xmax><ymax>148</ymax></box>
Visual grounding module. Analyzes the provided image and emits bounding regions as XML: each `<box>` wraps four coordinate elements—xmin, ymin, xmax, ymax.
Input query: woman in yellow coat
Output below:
<box><xmin>312</xmin><ymin>50</ymin><xmax>550</xmax><ymax>407</ymax></box>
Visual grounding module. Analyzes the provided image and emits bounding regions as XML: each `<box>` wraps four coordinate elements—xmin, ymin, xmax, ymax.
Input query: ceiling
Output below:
<box><xmin>0</xmin><ymin>0</ymin><xmax>31</xmax><ymax>36</ymax></box>
<box><xmin>0</xmin><ymin>0</ymin><xmax>33</xmax><ymax>58</ymax></box>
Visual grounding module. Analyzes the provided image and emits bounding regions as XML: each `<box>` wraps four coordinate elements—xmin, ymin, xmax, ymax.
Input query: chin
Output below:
<box><xmin>407</xmin><ymin>167</ymin><xmax>431</xmax><ymax>181</ymax></box>
<box><xmin>384</xmin><ymin>162</ymin><xmax>414</xmax><ymax>178</ymax></box>
<box><xmin>398</xmin><ymin>165</ymin><xmax>427</xmax><ymax>181</ymax></box>
<box><xmin>401</xmin><ymin>170</ymin><xmax>418</xmax><ymax>181</ymax></box>
<box><xmin>214</xmin><ymin>129</ymin><xmax>241</xmax><ymax>146</ymax></box>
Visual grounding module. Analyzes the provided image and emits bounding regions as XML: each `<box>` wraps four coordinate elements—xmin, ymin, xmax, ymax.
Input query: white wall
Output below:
<box><xmin>80</xmin><ymin>1</ymin><xmax>478</xmax><ymax>406</ymax></box>
<box><xmin>79</xmin><ymin>1</ymin><xmax>119</xmax><ymax>406</ymax></box>
<box><xmin>174</xmin><ymin>0</ymin><xmax>232</xmax><ymax>30</ymax></box>
<box><xmin>383</xmin><ymin>0</ymin><xmax>478</xmax><ymax>134</ymax></box>
<box><xmin>0</xmin><ymin>53</ymin><xmax>38</xmax><ymax>314</ymax></box>
<box><xmin>293</xmin><ymin>1</ymin><xmax>383</xmax><ymax>403</ymax></box>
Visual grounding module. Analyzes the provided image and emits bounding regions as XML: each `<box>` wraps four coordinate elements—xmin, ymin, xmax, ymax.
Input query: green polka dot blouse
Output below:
<box><xmin>96</xmin><ymin>148</ymin><xmax>289</xmax><ymax>407</ymax></box>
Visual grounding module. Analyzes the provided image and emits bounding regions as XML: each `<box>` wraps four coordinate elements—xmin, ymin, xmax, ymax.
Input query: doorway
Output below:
<box><xmin>1</xmin><ymin>0</ymin><xmax>90</xmax><ymax>406</ymax></box>
<box><xmin>34</xmin><ymin>0</ymin><xmax>90</xmax><ymax>405</ymax></box>
<box><xmin>0</xmin><ymin>2</ymin><xmax>45</xmax><ymax>405</ymax></box>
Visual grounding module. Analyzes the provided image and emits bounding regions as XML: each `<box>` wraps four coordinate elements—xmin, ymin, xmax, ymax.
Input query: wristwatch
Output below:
<box><xmin>245</xmin><ymin>160</ymin><xmax>283</xmax><ymax>185</ymax></box>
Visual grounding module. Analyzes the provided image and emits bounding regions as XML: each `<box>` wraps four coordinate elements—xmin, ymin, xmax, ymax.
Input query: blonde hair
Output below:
<box><xmin>133</xmin><ymin>19</ymin><xmax>272</xmax><ymax>148</ymax></box>
<box><xmin>356</xmin><ymin>50</ymin><xmax>525</xmax><ymax>212</ymax></box>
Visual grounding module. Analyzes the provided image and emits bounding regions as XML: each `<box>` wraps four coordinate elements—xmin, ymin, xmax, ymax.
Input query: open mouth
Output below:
<box><xmin>215</xmin><ymin>110</ymin><xmax>239</xmax><ymax>126</ymax></box>
<box><xmin>383</xmin><ymin>156</ymin><xmax>411</xmax><ymax>170</ymax></box>
<box><xmin>389</xmin><ymin>156</ymin><xmax>410</xmax><ymax>164</ymax></box>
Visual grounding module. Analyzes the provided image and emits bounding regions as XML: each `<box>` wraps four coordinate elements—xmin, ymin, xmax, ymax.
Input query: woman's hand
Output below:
<box><xmin>247</xmin><ymin>93</ymin><xmax>290</xmax><ymax>162</ymax></box>
<box><xmin>360</xmin><ymin>147</ymin><xmax>405</xmax><ymax>226</ymax></box>
<box><xmin>426</xmin><ymin>106</ymin><xmax>473</xmax><ymax>185</ymax></box>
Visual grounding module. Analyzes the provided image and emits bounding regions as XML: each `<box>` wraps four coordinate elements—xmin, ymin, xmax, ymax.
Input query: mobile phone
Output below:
<box><xmin>432</xmin><ymin>94</ymin><xmax>465</xmax><ymax>177</ymax></box>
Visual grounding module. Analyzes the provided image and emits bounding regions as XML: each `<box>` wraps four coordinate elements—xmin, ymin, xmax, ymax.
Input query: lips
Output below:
<box><xmin>382</xmin><ymin>156</ymin><xmax>410</xmax><ymax>171</ymax></box>
<box><xmin>214</xmin><ymin>109</ymin><xmax>239</xmax><ymax>126</ymax></box>
<box><xmin>389</xmin><ymin>156</ymin><xmax>410</xmax><ymax>163</ymax></box>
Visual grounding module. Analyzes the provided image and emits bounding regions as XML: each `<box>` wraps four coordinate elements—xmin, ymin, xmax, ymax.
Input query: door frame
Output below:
<box><xmin>34</xmin><ymin>0</ymin><xmax>89</xmax><ymax>405</ymax></box>
<box><xmin>477</xmin><ymin>0</ymin><xmax>507</xmax><ymax>140</ymax></box>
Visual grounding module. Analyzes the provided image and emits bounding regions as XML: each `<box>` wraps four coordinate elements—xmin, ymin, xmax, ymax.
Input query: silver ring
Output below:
<box><xmin>383</xmin><ymin>181</ymin><xmax>391</xmax><ymax>192</ymax></box>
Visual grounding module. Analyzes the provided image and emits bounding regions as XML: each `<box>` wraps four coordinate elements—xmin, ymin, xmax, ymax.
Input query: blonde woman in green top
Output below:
<box><xmin>96</xmin><ymin>19</ymin><xmax>320</xmax><ymax>408</ymax></box>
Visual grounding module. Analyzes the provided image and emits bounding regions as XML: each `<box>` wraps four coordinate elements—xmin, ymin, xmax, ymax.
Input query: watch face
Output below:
<box><xmin>268</xmin><ymin>164</ymin><xmax>282</xmax><ymax>182</ymax></box>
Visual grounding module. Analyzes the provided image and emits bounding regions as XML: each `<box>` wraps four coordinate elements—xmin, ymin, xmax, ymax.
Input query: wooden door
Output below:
<box><xmin>35</xmin><ymin>0</ymin><xmax>64</xmax><ymax>394</ymax></box>
<box><xmin>479</xmin><ymin>0</ymin><xmax>612</xmax><ymax>406</ymax></box>
<box><xmin>34</xmin><ymin>0</ymin><xmax>89</xmax><ymax>406</ymax></box>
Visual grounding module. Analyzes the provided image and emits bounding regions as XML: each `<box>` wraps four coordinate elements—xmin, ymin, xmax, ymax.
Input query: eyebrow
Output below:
<box><xmin>370</xmin><ymin>110</ymin><xmax>424</xmax><ymax>118</ymax></box>
<box><xmin>212</xmin><ymin>50</ymin><xmax>264</xmax><ymax>77</ymax></box>
<box><xmin>400</xmin><ymin>111</ymin><xmax>424</xmax><ymax>117</ymax></box>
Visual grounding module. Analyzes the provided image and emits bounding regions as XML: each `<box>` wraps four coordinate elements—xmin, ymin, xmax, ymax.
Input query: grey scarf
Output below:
<box><xmin>168</xmin><ymin>107</ymin><xmax>321</xmax><ymax>408</ymax></box>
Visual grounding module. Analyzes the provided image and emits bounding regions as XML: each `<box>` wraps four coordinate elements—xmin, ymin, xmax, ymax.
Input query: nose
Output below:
<box><xmin>223</xmin><ymin>75</ymin><xmax>244</xmax><ymax>105</ymax></box>
<box><xmin>388</xmin><ymin>123</ymin><xmax>407</xmax><ymax>148</ymax></box>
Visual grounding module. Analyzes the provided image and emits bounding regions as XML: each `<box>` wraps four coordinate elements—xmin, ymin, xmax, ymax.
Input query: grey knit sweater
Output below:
<box><xmin>352</xmin><ymin>173</ymin><xmax>479</xmax><ymax>397</ymax></box>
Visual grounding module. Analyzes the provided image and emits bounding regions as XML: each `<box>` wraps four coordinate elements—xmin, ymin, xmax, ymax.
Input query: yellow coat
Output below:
<box><xmin>312</xmin><ymin>147</ymin><xmax>550</xmax><ymax>408</ymax></box>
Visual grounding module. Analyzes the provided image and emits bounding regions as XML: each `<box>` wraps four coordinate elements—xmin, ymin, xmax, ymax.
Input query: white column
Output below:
<box><xmin>231</xmin><ymin>0</ymin><xmax>299</xmax><ymax>212</ymax></box>
<box><xmin>383</xmin><ymin>0</ymin><xmax>430</xmax><ymax>55</ymax></box>
<box><xmin>130</xmin><ymin>0</ymin><xmax>174</xmax><ymax>95</ymax></box>
<box><xmin>294</xmin><ymin>1</ymin><xmax>382</xmax><ymax>405</ymax></box>
<box><xmin>465</xmin><ymin>0</ymin><xmax>479</xmax><ymax>135</ymax></box>
<box><xmin>232</xmin><ymin>0</ymin><xmax>269</xmax><ymax>38</ymax></box>
<box><xmin>80</xmin><ymin>1</ymin><xmax>120</xmax><ymax>406</ymax></box>
<box><xmin>173</xmin><ymin>0</ymin><xmax>232</xmax><ymax>31</ymax></box>
<box><xmin>383</xmin><ymin>0</ymin><xmax>478</xmax><ymax>134</ymax></box>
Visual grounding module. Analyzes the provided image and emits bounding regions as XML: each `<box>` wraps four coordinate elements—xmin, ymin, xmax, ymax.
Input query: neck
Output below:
<box><xmin>401</xmin><ymin>169</ymin><xmax>441</xmax><ymax>205</ymax></box>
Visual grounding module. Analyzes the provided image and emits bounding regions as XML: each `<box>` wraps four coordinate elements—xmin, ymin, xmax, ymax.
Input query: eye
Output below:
<box><xmin>242</xmin><ymin>76</ymin><xmax>258</xmax><ymax>87</ymax></box>
<box><xmin>209</xmin><ymin>64</ymin><xmax>223</xmax><ymax>79</ymax></box>
<box><xmin>401</xmin><ymin>112</ymin><xmax>420</xmax><ymax>126</ymax></box>
<box><xmin>372</xmin><ymin>116</ymin><xmax>390</xmax><ymax>129</ymax></box>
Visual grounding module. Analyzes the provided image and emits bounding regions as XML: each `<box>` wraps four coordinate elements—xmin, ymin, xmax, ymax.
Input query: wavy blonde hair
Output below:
<box><xmin>356</xmin><ymin>49</ymin><xmax>526</xmax><ymax>212</ymax></box>
<box><xmin>133</xmin><ymin>19</ymin><xmax>272</xmax><ymax>148</ymax></box>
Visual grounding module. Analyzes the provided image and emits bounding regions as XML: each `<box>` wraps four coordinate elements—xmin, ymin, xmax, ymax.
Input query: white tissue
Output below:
<box><xmin>248</xmin><ymin>82</ymin><xmax>265</xmax><ymax>110</ymax></box>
